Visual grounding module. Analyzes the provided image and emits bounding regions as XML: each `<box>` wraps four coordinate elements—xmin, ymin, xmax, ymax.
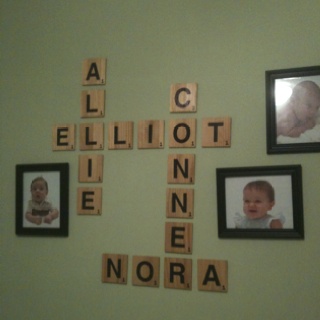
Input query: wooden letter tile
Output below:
<box><xmin>202</xmin><ymin>117</ymin><xmax>231</xmax><ymax>147</ymax></box>
<box><xmin>78</xmin><ymin>154</ymin><xmax>104</xmax><ymax>182</ymax></box>
<box><xmin>164</xmin><ymin>258</ymin><xmax>192</xmax><ymax>290</ymax></box>
<box><xmin>108</xmin><ymin>121</ymin><xmax>133</xmax><ymax>150</ymax></box>
<box><xmin>170</xmin><ymin>83</ymin><xmax>197</xmax><ymax>113</ymax></box>
<box><xmin>169</xmin><ymin>118</ymin><xmax>196</xmax><ymax>148</ymax></box>
<box><xmin>82</xmin><ymin>58</ymin><xmax>106</xmax><ymax>86</ymax></box>
<box><xmin>166</xmin><ymin>188</ymin><xmax>194</xmax><ymax>219</ymax></box>
<box><xmin>138</xmin><ymin>120</ymin><xmax>164</xmax><ymax>149</ymax></box>
<box><xmin>165</xmin><ymin>222</ymin><xmax>193</xmax><ymax>254</ymax></box>
<box><xmin>81</xmin><ymin>90</ymin><xmax>105</xmax><ymax>118</ymax></box>
<box><xmin>52</xmin><ymin>124</ymin><xmax>76</xmax><ymax>151</ymax></box>
<box><xmin>197</xmin><ymin>259</ymin><xmax>228</xmax><ymax>292</ymax></box>
<box><xmin>132</xmin><ymin>256</ymin><xmax>160</xmax><ymax>287</ymax></box>
<box><xmin>167</xmin><ymin>154</ymin><xmax>195</xmax><ymax>184</ymax></box>
<box><xmin>77</xmin><ymin>187</ymin><xmax>102</xmax><ymax>215</ymax></box>
<box><xmin>79</xmin><ymin>123</ymin><xmax>104</xmax><ymax>151</ymax></box>
<box><xmin>102</xmin><ymin>254</ymin><xmax>128</xmax><ymax>284</ymax></box>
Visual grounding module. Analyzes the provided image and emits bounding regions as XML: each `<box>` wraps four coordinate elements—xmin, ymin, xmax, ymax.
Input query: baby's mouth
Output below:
<box><xmin>247</xmin><ymin>210</ymin><xmax>259</xmax><ymax>218</ymax></box>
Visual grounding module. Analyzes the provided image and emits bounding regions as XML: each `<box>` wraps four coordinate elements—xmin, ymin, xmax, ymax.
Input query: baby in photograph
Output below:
<box><xmin>277</xmin><ymin>80</ymin><xmax>320</xmax><ymax>143</ymax></box>
<box><xmin>234</xmin><ymin>180</ymin><xmax>285</xmax><ymax>229</ymax></box>
<box><xmin>25</xmin><ymin>177</ymin><xmax>59</xmax><ymax>225</ymax></box>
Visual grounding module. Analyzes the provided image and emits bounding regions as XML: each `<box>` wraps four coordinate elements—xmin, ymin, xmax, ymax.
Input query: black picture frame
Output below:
<box><xmin>16</xmin><ymin>163</ymin><xmax>69</xmax><ymax>237</ymax></box>
<box><xmin>266</xmin><ymin>65</ymin><xmax>320</xmax><ymax>154</ymax></box>
<box><xmin>216</xmin><ymin>165</ymin><xmax>304</xmax><ymax>239</ymax></box>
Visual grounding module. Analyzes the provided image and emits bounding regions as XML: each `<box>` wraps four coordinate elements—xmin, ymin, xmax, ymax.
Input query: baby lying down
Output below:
<box><xmin>276</xmin><ymin>81</ymin><xmax>320</xmax><ymax>143</ymax></box>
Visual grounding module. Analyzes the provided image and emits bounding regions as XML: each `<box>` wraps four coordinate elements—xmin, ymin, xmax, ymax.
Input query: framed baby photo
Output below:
<box><xmin>216</xmin><ymin>165</ymin><xmax>304</xmax><ymax>239</ymax></box>
<box><xmin>266</xmin><ymin>65</ymin><xmax>320</xmax><ymax>154</ymax></box>
<box><xmin>15</xmin><ymin>163</ymin><xmax>69</xmax><ymax>237</ymax></box>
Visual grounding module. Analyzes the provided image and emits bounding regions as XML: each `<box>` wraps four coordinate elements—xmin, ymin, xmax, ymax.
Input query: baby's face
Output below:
<box><xmin>293</xmin><ymin>91</ymin><xmax>320</xmax><ymax>123</ymax></box>
<box><xmin>243</xmin><ymin>189</ymin><xmax>274</xmax><ymax>220</ymax></box>
<box><xmin>31</xmin><ymin>180</ymin><xmax>48</xmax><ymax>203</ymax></box>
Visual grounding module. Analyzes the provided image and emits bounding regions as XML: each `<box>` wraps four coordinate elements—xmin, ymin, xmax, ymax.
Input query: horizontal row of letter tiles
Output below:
<box><xmin>102</xmin><ymin>254</ymin><xmax>228</xmax><ymax>292</ymax></box>
<box><xmin>52</xmin><ymin>117</ymin><xmax>231</xmax><ymax>151</ymax></box>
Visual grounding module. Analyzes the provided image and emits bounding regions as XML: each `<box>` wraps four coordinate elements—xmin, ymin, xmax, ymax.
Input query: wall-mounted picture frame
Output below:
<box><xmin>216</xmin><ymin>165</ymin><xmax>304</xmax><ymax>239</ymax></box>
<box><xmin>266</xmin><ymin>65</ymin><xmax>320</xmax><ymax>154</ymax></box>
<box><xmin>16</xmin><ymin>163</ymin><xmax>69</xmax><ymax>237</ymax></box>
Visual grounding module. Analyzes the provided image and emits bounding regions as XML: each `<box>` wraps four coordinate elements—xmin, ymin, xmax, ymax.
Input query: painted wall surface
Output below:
<box><xmin>1</xmin><ymin>1</ymin><xmax>320</xmax><ymax>319</ymax></box>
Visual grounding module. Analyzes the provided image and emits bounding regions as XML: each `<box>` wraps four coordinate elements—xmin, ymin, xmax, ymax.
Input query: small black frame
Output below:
<box><xmin>216</xmin><ymin>165</ymin><xmax>304</xmax><ymax>239</ymax></box>
<box><xmin>16</xmin><ymin>163</ymin><xmax>69</xmax><ymax>237</ymax></box>
<box><xmin>266</xmin><ymin>65</ymin><xmax>320</xmax><ymax>154</ymax></box>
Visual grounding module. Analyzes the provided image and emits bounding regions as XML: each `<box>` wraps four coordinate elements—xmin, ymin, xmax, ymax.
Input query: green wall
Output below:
<box><xmin>1</xmin><ymin>1</ymin><xmax>320</xmax><ymax>319</ymax></box>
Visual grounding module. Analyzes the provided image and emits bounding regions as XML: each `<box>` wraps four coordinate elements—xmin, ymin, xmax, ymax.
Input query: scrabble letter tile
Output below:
<box><xmin>81</xmin><ymin>90</ymin><xmax>105</xmax><ymax>118</ymax></box>
<box><xmin>82</xmin><ymin>58</ymin><xmax>106</xmax><ymax>85</ymax></box>
<box><xmin>165</xmin><ymin>222</ymin><xmax>193</xmax><ymax>254</ymax></box>
<box><xmin>132</xmin><ymin>256</ymin><xmax>160</xmax><ymax>287</ymax></box>
<box><xmin>197</xmin><ymin>259</ymin><xmax>228</xmax><ymax>292</ymax></box>
<box><xmin>169</xmin><ymin>119</ymin><xmax>196</xmax><ymax>148</ymax></box>
<box><xmin>164</xmin><ymin>258</ymin><xmax>192</xmax><ymax>290</ymax></box>
<box><xmin>138</xmin><ymin>120</ymin><xmax>164</xmax><ymax>149</ymax></box>
<box><xmin>166</xmin><ymin>188</ymin><xmax>194</xmax><ymax>219</ymax></box>
<box><xmin>167</xmin><ymin>154</ymin><xmax>195</xmax><ymax>184</ymax></box>
<box><xmin>52</xmin><ymin>124</ymin><xmax>76</xmax><ymax>151</ymax></box>
<box><xmin>79</xmin><ymin>123</ymin><xmax>104</xmax><ymax>151</ymax></box>
<box><xmin>77</xmin><ymin>187</ymin><xmax>102</xmax><ymax>215</ymax></box>
<box><xmin>202</xmin><ymin>117</ymin><xmax>231</xmax><ymax>147</ymax></box>
<box><xmin>170</xmin><ymin>83</ymin><xmax>197</xmax><ymax>113</ymax></box>
<box><xmin>78</xmin><ymin>154</ymin><xmax>104</xmax><ymax>182</ymax></box>
<box><xmin>108</xmin><ymin>121</ymin><xmax>133</xmax><ymax>150</ymax></box>
<box><xmin>102</xmin><ymin>254</ymin><xmax>128</xmax><ymax>284</ymax></box>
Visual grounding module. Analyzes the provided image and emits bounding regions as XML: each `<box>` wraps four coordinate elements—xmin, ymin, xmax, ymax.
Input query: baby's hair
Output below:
<box><xmin>31</xmin><ymin>176</ymin><xmax>48</xmax><ymax>192</ymax></box>
<box><xmin>243</xmin><ymin>180</ymin><xmax>274</xmax><ymax>202</ymax></box>
<box><xmin>291</xmin><ymin>80</ymin><xmax>320</xmax><ymax>100</ymax></box>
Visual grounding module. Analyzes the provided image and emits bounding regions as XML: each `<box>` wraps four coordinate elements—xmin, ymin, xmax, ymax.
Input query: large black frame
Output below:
<box><xmin>266</xmin><ymin>65</ymin><xmax>320</xmax><ymax>154</ymax></box>
<box><xmin>216</xmin><ymin>165</ymin><xmax>304</xmax><ymax>239</ymax></box>
<box><xmin>16</xmin><ymin>163</ymin><xmax>69</xmax><ymax>237</ymax></box>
